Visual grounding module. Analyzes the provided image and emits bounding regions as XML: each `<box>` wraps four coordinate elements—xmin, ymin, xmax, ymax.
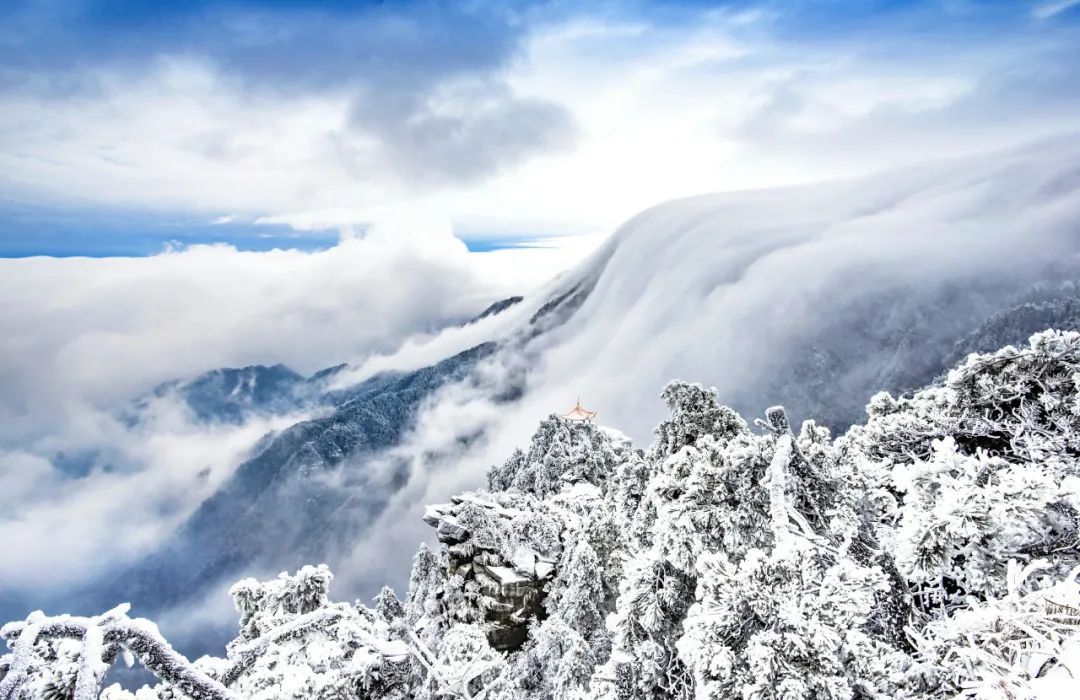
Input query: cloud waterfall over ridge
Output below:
<box><xmin>333</xmin><ymin>134</ymin><xmax>1080</xmax><ymax>598</ymax></box>
<box><xmin>530</xmin><ymin>137</ymin><xmax>1080</xmax><ymax>435</ymax></box>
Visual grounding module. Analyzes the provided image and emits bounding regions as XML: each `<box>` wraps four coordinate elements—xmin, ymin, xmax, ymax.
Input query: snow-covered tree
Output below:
<box><xmin>0</xmin><ymin>604</ymin><xmax>235</xmax><ymax>700</ymax></box>
<box><xmin>910</xmin><ymin>560</ymin><xmax>1080</xmax><ymax>698</ymax></box>
<box><xmin>486</xmin><ymin>416</ymin><xmax>631</xmax><ymax>498</ymax></box>
<box><xmin>373</xmin><ymin>587</ymin><xmax>405</xmax><ymax>626</ymax></box>
<box><xmin>848</xmin><ymin>330</ymin><xmax>1080</xmax><ymax>610</ymax></box>
<box><xmin>600</xmin><ymin>383</ymin><xmax>760</xmax><ymax>699</ymax></box>
<box><xmin>679</xmin><ymin>542</ymin><xmax>913</xmax><ymax>700</ymax></box>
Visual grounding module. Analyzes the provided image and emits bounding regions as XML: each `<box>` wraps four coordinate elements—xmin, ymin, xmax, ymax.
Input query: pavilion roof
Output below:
<box><xmin>562</xmin><ymin>399</ymin><xmax>597</xmax><ymax>422</ymax></box>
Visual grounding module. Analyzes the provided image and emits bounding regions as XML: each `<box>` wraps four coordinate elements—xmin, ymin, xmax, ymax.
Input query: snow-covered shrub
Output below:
<box><xmin>6</xmin><ymin>567</ymin><xmax>411</xmax><ymax>700</ymax></box>
<box><xmin>407</xmin><ymin>624</ymin><xmax>506</xmax><ymax>700</ymax></box>
<box><xmin>229</xmin><ymin>564</ymin><xmax>335</xmax><ymax>643</ymax></box>
<box><xmin>0</xmin><ymin>604</ymin><xmax>234</xmax><ymax>700</ymax></box>
<box><xmin>911</xmin><ymin>561</ymin><xmax>1080</xmax><ymax>698</ymax></box>
<box><xmin>487</xmin><ymin>415</ymin><xmax>631</xmax><ymax>498</ymax></box>
<box><xmin>208</xmin><ymin>565</ymin><xmax>409</xmax><ymax>699</ymax></box>
<box><xmin>891</xmin><ymin>437</ymin><xmax>1064</xmax><ymax>602</ymax></box>
<box><xmin>848</xmin><ymin>330</ymin><xmax>1080</xmax><ymax>609</ymax></box>
<box><xmin>679</xmin><ymin>543</ymin><xmax>912</xmax><ymax>700</ymax></box>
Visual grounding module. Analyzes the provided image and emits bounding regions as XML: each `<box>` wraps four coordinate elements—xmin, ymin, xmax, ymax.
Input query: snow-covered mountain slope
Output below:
<box><xmin>941</xmin><ymin>282</ymin><xmax>1080</xmax><ymax>369</ymax></box>
<box><xmin>127</xmin><ymin>364</ymin><xmax>315</xmax><ymax>426</ymax></box>
<box><xmin>92</xmin><ymin>343</ymin><xmax>499</xmax><ymax>616</ymax></box>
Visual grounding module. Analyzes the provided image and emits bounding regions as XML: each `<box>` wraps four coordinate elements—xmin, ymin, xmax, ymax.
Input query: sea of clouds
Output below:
<box><xmin>0</xmin><ymin>215</ymin><xmax>584</xmax><ymax>605</ymax></box>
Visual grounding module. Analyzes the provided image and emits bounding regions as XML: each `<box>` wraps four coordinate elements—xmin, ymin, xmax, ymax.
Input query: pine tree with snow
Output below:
<box><xmin>373</xmin><ymin>587</ymin><xmax>405</xmax><ymax>626</ymax></box>
<box><xmin>676</xmin><ymin>414</ymin><xmax>915</xmax><ymax>699</ymax></box>
<box><xmin>602</xmin><ymin>382</ymin><xmax>765</xmax><ymax>699</ymax></box>
<box><xmin>849</xmin><ymin>330</ymin><xmax>1080</xmax><ymax>611</ymax></box>
<box><xmin>486</xmin><ymin>415</ymin><xmax>628</xmax><ymax>499</ymax></box>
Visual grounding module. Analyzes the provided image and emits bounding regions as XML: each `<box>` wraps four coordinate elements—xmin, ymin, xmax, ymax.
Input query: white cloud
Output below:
<box><xmin>2</xmin><ymin>7</ymin><xmax>1079</xmax><ymax>241</ymax></box>
<box><xmin>0</xmin><ymin>218</ymin><xmax>595</xmax><ymax>434</ymax></box>
<box><xmin>0</xmin><ymin>405</ymin><xmax>310</xmax><ymax>591</ymax></box>
<box><xmin>0</xmin><ymin>219</ymin><xmax>585</xmax><ymax>594</ymax></box>
<box><xmin>517</xmin><ymin>137</ymin><xmax>1080</xmax><ymax>439</ymax></box>
<box><xmin>0</xmin><ymin>231</ymin><xmax>473</xmax><ymax>434</ymax></box>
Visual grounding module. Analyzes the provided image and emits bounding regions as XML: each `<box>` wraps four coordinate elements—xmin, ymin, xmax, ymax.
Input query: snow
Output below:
<box><xmin>509</xmin><ymin>547</ymin><xmax>541</xmax><ymax>576</ymax></box>
<box><xmin>767</xmin><ymin>433</ymin><xmax>793</xmax><ymax>547</ymax></box>
<box><xmin>376</xmin><ymin>639</ymin><xmax>410</xmax><ymax>662</ymax></box>
<box><xmin>1031</xmin><ymin>636</ymin><xmax>1080</xmax><ymax>698</ymax></box>
<box><xmin>483</xmin><ymin>566</ymin><xmax>531</xmax><ymax>588</ymax></box>
<box><xmin>74</xmin><ymin>622</ymin><xmax>105</xmax><ymax>700</ymax></box>
<box><xmin>562</xmin><ymin>481</ymin><xmax>602</xmax><ymax>499</ymax></box>
<box><xmin>422</xmin><ymin>504</ymin><xmax>446</xmax><ymax>526</ymax></box>
<box><xmin>534</xmin><ymin>561</ymin><xmax>555</xmax><ymax>580</ymax></box>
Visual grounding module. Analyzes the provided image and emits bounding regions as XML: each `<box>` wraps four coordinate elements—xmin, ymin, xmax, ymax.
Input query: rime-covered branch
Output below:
<box><xmin>400</xmin><ymin>627</ymin><xmax>500</xmax><ymax>700</ymax></box>
<box><xmin>220</xmin><ymin>607</ymin><xmax>347</xmax><ymax>687</ymax></box>
<box><xmin>764</xmin><ymin>405</ymin><xmax>815</xmax><ymax>481</ymax></box>
<box><xmin>764</xmin><ymin>406</ymin><xmax>828</xmax><ymax>547</ymax></box>
<box><xmin>104</xmin><ymin>618</ymin><xmax>237</xmax><ymax>700</ymax></box>
<box><xmin>74</xmin><ymin>621</ymin><xmax>105</xmax><ymax>700</ymax></box>
<box><xmin>0</xmin><ymin>620</ymin><xmax>43</xmax><ymax>700</ymax></box>
<box><xmin>767</xmin><ymin>430</ymin><xmax>793</xmax><ymax>547</ymax></box>
<box><xmin>0</xmin><ymin>609</ymin><xmax>238</xmax><ymax>700</ymax></box>
<box><xmin>1018</xmin><ymin>502</ymin><xmax>1080</xmax><ymax>557</ymax></box>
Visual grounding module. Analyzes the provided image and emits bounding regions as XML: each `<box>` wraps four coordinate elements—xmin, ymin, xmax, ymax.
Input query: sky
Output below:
<box><xmin>2</xmin><ymin>0</ymin><xmax>1080</xmax><ymax>256</ymax></box>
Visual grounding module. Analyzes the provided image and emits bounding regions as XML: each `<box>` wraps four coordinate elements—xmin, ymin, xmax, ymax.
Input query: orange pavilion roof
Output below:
<box><xmin>562</xmin><ymin>399</ymin><xmax>597</xmax><ymax>422</ymax></box>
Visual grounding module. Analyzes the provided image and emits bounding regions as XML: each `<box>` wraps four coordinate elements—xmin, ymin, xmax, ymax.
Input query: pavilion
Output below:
<box><xmin>561</xmin><ymin>399</ymin><xmax>597</xmax><ymax>423</ymax></box>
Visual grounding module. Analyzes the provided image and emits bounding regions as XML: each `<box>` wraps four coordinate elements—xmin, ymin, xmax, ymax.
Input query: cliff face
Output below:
<box><xmin>424</xmin><ymin>497</ymin><xmax>554</xmax><ymax>651</ymax></box>
<box><xmin>411</xmin><ymin>419</ymin><xmax>635</xmax><ymax>658</ymax></box>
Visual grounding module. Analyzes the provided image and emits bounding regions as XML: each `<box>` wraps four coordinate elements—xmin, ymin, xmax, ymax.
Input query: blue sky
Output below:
<box><xmin>2</xmin><ymin>0</ymin><xmax>1080</xmax><ymax>256</ymax></box>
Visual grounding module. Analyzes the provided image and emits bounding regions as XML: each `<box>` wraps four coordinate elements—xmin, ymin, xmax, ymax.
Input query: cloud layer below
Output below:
<box><xmin>0</xmin><ymin>218</ymin><xmax>584</xmax><ymax>595</ymax></box>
